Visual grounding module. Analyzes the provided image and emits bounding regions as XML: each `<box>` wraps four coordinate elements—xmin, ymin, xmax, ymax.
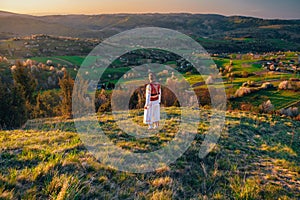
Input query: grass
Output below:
<box><xmin>183</xmin><ymin>74</ymin><xmax>206</xmax><ymax>85</ymax></box>
<box><xmin>55</xmin><ymin>56</ymin><xmax>85</xmax><ymax>66</ymax></box>
<box><xmin>31</xmin><ymin>56</ymin><xmax>77</xmax><ymax>66</ymax></box>
<box><xmin>231</xmin><ymin>88</ymin><xmax>300</xmax><ymax>109</ymax></box>
<box><xmin>0</xmin><ymin>108</ymin><xmax>299</xmax><ymax>199</ymax></box>
<box><xmin>31</xmin><ymin>56</ymin><xmax>99</xmax><ymax>67</ymax></box>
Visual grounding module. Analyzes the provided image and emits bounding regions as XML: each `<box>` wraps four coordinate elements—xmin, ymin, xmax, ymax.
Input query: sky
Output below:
<box><xmin>1</xmin><ymin>0</ymin><xmax>299</xmax><ymax>19</ymax></box>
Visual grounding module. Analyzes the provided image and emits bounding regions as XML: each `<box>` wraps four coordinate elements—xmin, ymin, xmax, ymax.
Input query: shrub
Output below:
<box><xmin>241</xmin><ymin>71</ymin><xmax>249</xmax><ymax>78</ymax></box>
<box><xmin>259</xmin><ymin>100</ymin><xmax>274</xmax><ymax>114</ymax></box>
<box><xmin>98</xmin><ymin>99</ymin><xmax>112</xmax><ymax>113</ymax></box>
<box><xmin>128</xmin><ymin>86</ymin><xmax>145</xmax><ymax>109</ymax></box>
<box><xmin>95</xmin><ymin>89</ymin><xmax>109</xmax><ymax>111</ymax></box>
<box><xmin>289</xmin><ymin>81</ymin><xmax>300</xmax><ymax>91</ymax></box>
<box><xmin>278</xmin><ymin>80</ymin><xmax>300</xmax><ymax>91</ymax></box>
<box><xmin>242</xmin><ymin>80</ymin><xmax>255</xmax><ymax>87</ymax></box>
<box><xmin>240</xmin><ymin>103</ymin><xmax>253</xmax><ymax>111</ymax></box>
<box><xmin>162</xmin><ymin>86</ymin><xmax>178</xmax><ymax>107</ymax></box>
<box><xmin>234</xmin><ymin>87</ymin><xmax>251</xmax><ymax>98</ymax></box>
<box><xmin>260</xmin><ymin>82</ymin><xmax>273</xmax><ymax>89</ymax></box>
<box><xmin>279</xmin><ymin>107</ymin><xmax>299</xmax><ymax>117</ymax></box>
<box><xmin>278</xmin><ymin>81</ymin><xmax>288</xmax><ymax>90</ymax></box>
<box><xmin>194</xmin><ymin>87</ymin><xmax>211</xmax><ymax>106</ymax></box>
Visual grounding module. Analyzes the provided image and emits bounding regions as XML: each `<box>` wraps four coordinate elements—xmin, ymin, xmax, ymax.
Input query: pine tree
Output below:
<box><xmin>59</xmin><ymin>71</ymin><xmax>74</xmax><ymax>119</ymax></box>
<box><xmin>33</xmin><ymin>90</ymin><xmax>61</xmax><ymax>118</ymax></box>
<box><xmin>72</xmin><ymin>75</ymin><xmax>92</xmax><ymax>116</ymax></box>
<box><xmin>0</xmin><ymin>78</ymin><xmax>27</xmax><ymax>129</ymax></box>
<box><xmin>12</xmin><ymin>61</ymin><xmax>36</xmax><ymax>104</ymax></box>
<box><xmin>11</xmin><ymin>61</ymin><xmax>37</xmax><ymax>119</ymax></box>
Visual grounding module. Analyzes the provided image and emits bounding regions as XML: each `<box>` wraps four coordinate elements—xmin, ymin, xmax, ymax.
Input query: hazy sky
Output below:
<box><xmin>1</xmin><ymin>0</ymin><xmax>299</xmax><ymax>19</ymax></box>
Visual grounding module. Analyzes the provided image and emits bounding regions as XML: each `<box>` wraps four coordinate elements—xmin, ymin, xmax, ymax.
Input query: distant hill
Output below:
<box><xmin>0</xmin><ymin>11</ymin><xmax>299</xmax><ymax>53</ymax></box>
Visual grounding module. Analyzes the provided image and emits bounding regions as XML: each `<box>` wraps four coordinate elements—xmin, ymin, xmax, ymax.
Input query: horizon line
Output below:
<box><xmin>1</xmin><ymin>9</ymin><xmax>300</xmax><ymax>20</ymax></box>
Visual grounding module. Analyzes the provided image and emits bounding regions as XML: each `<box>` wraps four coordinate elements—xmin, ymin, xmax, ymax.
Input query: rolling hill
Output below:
<box><xmin>0</xmin><ymin>11</ymin><xmax>299</xmax><ymax>53</ymax></box>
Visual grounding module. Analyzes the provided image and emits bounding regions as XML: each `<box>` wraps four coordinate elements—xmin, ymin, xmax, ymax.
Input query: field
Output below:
<box><xmin>1</xmin><ymin>10</ymin><xmax>300</xmax><ymax>200</ymax></box>
<box><xmin>31</xmin><ymin>56</ymin><xmax>85</xmax><ymax>67</ymax></box>
<box><xmin>28</xmin><ymin>54</ymin><xmax>300</xmax><ymax>110</ymax></box>
<box><xmin>1</xmin><ymin>39</ymin><xmax>300</xmax><ymax>200</ymax></box>
<box><xmin>0</xmin><ymin>108</ymin><xmax>299</xmax><ymax>199</ymax></box>
<box><xmin>232</xmin><ymin>89</ymin><xmax>300</xmax><ymax>110</ymax></box>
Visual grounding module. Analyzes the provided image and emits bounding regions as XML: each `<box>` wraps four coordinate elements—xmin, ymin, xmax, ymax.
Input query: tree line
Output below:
<box><xmin>0</xmin><ymin>60</ymin><xmax>218</xmax><ymax>129</ymax></box>
<box><xmin>0</xmin><ymin>61</ymin><xmax>74</xmax><ymax>129</ymax></box>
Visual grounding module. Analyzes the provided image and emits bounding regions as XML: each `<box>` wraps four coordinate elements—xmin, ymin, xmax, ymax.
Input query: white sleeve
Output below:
<box><xmin>145</xmin><ymin>84</ymin><xmax>151</xmax><ymax>106</ymax></box>
<box><xmin>159</xmin><ymin>86</ymin><xmax>161</xmax><ymax>103</ymax></box>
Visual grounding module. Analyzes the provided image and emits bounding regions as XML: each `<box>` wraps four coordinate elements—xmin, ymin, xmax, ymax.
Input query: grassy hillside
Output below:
<box><xmin>1</xmin><ymin>108</ymin><xmax>299</xmax><ymax>199</ymax></box>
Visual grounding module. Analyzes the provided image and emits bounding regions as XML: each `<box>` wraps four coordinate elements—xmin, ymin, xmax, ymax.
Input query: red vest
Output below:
<box><xmin>149</xmin><ymin>83</ymin><xmax>160</xmax><ymax>101</ymax></box>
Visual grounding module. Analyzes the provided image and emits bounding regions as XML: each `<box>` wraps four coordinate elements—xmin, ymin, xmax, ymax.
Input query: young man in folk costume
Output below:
<box><xmin>144</xmin><ymin>72</ymin><xmax>161</xmax><ymax>129</ymax></box>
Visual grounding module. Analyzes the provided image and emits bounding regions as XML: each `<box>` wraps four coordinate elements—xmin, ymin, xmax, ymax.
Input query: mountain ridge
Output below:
<box><xmin>0</xmin><ymin>10</ymin><xmax>299</xmax><ymax>53</ymax></box>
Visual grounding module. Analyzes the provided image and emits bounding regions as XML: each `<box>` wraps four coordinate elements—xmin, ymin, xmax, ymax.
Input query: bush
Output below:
<box><xmin>279</xmin><ymin>107</ymin><xmax>299</xmax><ymax>117</ymax></box>
<box><xmin>278</xmin><ymin>80</ymin><xmax>300</xmax><ymax>91</ymax></box>
<box><xmin>98</xmin><ymin>99</ymin><xmax>112</xmax><ymax>113</ymax></box>
<box><xmin>259</xmin><ymin>100</ymin><xmax>274</xmax><ymax>114</ymax></box>
<box><xmin>278</xmin><ymin>81</ymin><xmax>289</xmax><ymax>90</ymax></box>
<box><xmin>260</xmin><ymin>82</ymin><xmax>273</xmax><ymax>89</ymax></box>
<box><xmin>240</xmin><ymin>103</ymin><xmax>253</xmax><ymax>111</ymax></box>
<box><xmin>95</xmin><ymin>89</ymin><xmax>109</xmax><ymax>111</ymax></box>
<box><xmin>194</xmin><ymin>87</ymin><xmax>211</xmax><ymax>106</ymax></box>
<box><xmin>125</xmin><ymin>86</ymin><xmax>146</xmax><ymax>110</ymax></box>
<box><xmin>235</xmin><ymin>87</ymin><xmax>251</xmax><ymax>98</ymax></box>
<box><xmin>241</xmin><ymin>71</ymin><xmax>249</xmax><ymax>78</ymax></box>
<box><xmin>289</xmin><ymin>81</ymin><xmax>300</xmax><ymax>91</ymax></box>
<box><xmin>161</xmin><ymin>86</ymin><xmax>177</xmax><ymax>107</ymax></box>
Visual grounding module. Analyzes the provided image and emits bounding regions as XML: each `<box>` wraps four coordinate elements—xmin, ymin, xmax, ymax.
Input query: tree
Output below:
<box><xmin>59</xmin><ymin>71</ymin><xmax>74</xmax><ymax>119</ymax></box>
<box><xmin>0</xmin><ymin>78</ymin><xmax>27</xmax><ymax>129</ymax></box>
<box><xmin>33</xmin><ymin>90</ymin><xmax>61</xmax><ymax>118</ymax></box>
<box><xmin>11</xmin><ymin>61</ymin><xmax>37</xmax><ymax>105</ymax></box>
<box><xmin>11</xmin><ymin>61</ymin><xmax>37</xmax><ymax>119</ymax></box>
<box><xmin>72</xmin><ymin>75</ymin><xmax>92</xmax><ymax>116</ymax></box>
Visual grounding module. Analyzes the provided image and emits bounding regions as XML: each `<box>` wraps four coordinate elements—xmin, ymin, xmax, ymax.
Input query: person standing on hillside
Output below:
<box><xmin>144</xmin><ymin>72</ymin><xmax>161</xmax><ymax>129</ymax></box>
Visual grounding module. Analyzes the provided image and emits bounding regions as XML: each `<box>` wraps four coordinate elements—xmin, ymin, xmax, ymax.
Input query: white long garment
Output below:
<box><xmin>143</xmin><ymin>83</ymin><xmax>161</xmax><ymax>124</ymax></box>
